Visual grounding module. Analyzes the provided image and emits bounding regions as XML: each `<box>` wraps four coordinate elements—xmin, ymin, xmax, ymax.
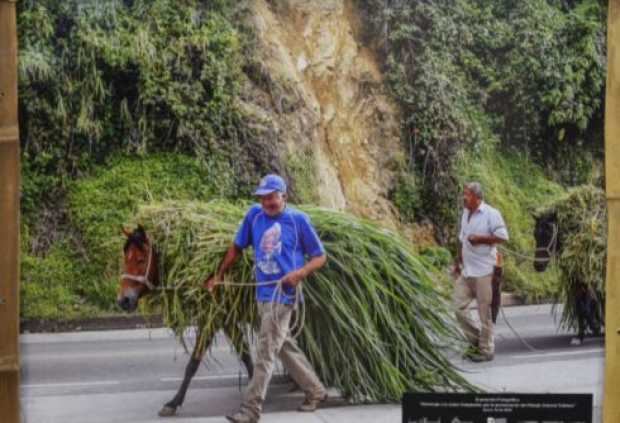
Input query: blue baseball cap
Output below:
<box><xmin>254</xmin><ymin>174</ymin><xmax>287</xmax><ymax>196</ymax></box>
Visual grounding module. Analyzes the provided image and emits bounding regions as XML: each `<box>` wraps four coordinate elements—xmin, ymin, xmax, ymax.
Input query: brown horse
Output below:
<box><xmin>117</xmin><ymin>225</ymin><xmax>254</xmax><ymax>417</ymax></box>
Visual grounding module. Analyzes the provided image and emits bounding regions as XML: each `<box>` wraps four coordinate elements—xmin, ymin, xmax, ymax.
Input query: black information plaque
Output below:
<box><xmin>402</xmin><ymin>393</ymin><xmax>592</xmax><ymax>423</ymax></box>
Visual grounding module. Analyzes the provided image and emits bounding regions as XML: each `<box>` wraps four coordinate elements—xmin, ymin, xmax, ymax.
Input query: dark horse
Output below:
<box><xmin>533</xmin><ymin>212</ymin><xmax>604</xmax><ymax>345</ymax></box>
<box><xmin>117</xmin><ymin>225</ymin><xmax>254</xmax><ymax>417</ymax></box>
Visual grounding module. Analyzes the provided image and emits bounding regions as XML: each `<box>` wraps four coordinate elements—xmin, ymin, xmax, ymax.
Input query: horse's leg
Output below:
<box><xmin>586</xmin><ymin>295</ymin><xmax>602</xmax><ymax>337</ymax></box>
<box><xmin>578</xmin><ymin>317</ymin><xmax>586</xmax><ymax>344</ymax></box>
<box><xmin>570</xmin><ymin>321</ymin><xmax>585</xmax><ymax>346</ymax></box>
<box><xmin>159</xmin><ymin>330</ymin><xmax>214</xmax><ymax>417</ymax></box>
<box><xmin>240</xmin><ymin>345</ymin><xmax>254</xmax><ymax>380</ymax></box>
<box><xmin>225</xmin><ymin>323</ymin><xmax>254</xmax><ymax>380</ymax></box>
<box><xmin>597</xmin><ymin>294</ymin><xmax>605</xmax><ymax>335</ymax></box>
<box><xmin>569</xmin><ymin>287</ymin><xmax>586</xmax><ymax>346</ymax></box>
<box><xmin>576</xmin><ymin>297</ymin><xmax>587</xmax><ymax>345</ymax></box>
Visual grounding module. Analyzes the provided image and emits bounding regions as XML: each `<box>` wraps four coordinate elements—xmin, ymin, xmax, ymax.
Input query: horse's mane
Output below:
<box><xmin>124</xmin><ymin>225</ymin><xmax>148</xmax><ymax>253</ymax></box>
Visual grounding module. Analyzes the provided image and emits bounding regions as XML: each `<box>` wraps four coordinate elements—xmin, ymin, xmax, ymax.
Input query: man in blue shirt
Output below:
<box><xmin>205</xmin><ymin>174</ymin><xmax>328</xmax><ymax>423</ymax></box>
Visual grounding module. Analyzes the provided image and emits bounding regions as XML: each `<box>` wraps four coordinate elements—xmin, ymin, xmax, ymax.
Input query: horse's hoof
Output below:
<box><xmin>570</xmin><ymin>337</ymin><xmax>583</xmax><ymax>346</ymax></box>
<box><xmin>158</xmin><ymin>406</ymin><xmax>177</xmax><ymax>417</ymax></box>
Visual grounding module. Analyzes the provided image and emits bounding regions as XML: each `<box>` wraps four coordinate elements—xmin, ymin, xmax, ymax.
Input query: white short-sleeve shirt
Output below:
<box><xmin>459</xmin><ymin>202</ymin><xmax>509</xmax><ymax>278</ymax></box>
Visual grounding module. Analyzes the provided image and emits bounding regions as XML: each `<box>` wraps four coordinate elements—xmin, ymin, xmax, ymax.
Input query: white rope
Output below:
<box><xmin>122</xmin><ymin>225</ymin><xmax>308</xmax><ymax>340</ymax></box>
<box><xmin>498</xmin><ymin>304</ymin><xmax>541</xmax><ymax>352</ymax></box>
<box><xmin>498</xmin><ymin>245</ymin><xmax>553</xmax><ymax>263</ymax></box>
<box><xmin>123</xmin><ymin>202</ymin><xmax>311</xmax><ymax>343</ymax></box>
<box><xmin>497</xmin><ymin>222</ymin><xmax>558</xmax><ymax>264</ymax></box>
<box><xmin>212</xmin><ymin>278</ymin><xmax>306</xmax><ymax>340</ymax></box>
<box><xmin>492</xmin><ymin>223</ymin><xmax>558</xmax><ymax>352</ymax></box>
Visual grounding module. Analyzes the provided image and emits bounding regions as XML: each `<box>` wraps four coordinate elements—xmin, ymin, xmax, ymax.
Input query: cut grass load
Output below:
<box><xmin>536</xmin><ymin>185</ymin><xmax>606</xmax><ymax>331</ymax></box>
<box><xmin>133</xmin><ymin>200</ymin><xmax>477</xmax><ymax>401</ymax></box>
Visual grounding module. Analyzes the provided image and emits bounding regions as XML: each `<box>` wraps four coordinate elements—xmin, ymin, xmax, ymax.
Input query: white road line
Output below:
<box><xmin>22</xmin><ymin>344</ymin><xmax>232</xmax><ymax>361</ymax></box>
<box><xmin>22</xmin><ymin>380</ymin><xmax>120</xmax><ymax>389</ymax></box>
<box><xmin>160</xmin><ymin>374</ymin><xmax>247</xmax><ymax>382</ymax></box>
<box><xmin>160</xmin><ymin>372</ymin><xmax>289</xmax><ymax>383</ymax></box>
<box><xmin>20</xmin><ymin>329</ymin><xmax>233</xmax><ymax>344</ymax></box>
<box><xmin>512</xmin><ymin>348</ymin><xmax>604</xmax><ymax>359</ymax></box>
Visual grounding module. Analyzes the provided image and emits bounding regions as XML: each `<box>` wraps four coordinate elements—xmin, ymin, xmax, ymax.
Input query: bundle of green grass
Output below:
<box><xmin>536</xmin><ymin>185</ymin><xmax>606</xmax><ymax>330</ymax></box>
<box><xmin>134</xmin><ymin>200</ymin><xmax>476</xmax><ymax>401</ymax></box>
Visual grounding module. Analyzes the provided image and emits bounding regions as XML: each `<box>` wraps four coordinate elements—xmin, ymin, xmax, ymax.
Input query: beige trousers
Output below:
<box><xmin>453</xmin><ymin>274</ymin><xmax>495</xmax><ymax>355</ymax></box>
<box><xmin>241</xmin><ymin>301</ymin><xmax>326</xmax><ymax>418</ymax></box>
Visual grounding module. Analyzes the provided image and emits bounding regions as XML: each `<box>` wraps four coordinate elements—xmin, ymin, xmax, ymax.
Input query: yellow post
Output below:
<box><xmin>0</xmin><ymin>0</ymin><xmax>21</xmax><ymax>422</ymax></box>
<box><xmin>605</xmin><ymin>1</ymin><xmax>620</xmax><ymax>421</ymax></box>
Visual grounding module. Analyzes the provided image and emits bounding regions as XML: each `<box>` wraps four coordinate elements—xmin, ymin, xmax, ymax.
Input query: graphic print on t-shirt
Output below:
<box><xmin>257</xmin><ymin>222</ymin><xmax>282</xmax><ymax>275</ymax></box>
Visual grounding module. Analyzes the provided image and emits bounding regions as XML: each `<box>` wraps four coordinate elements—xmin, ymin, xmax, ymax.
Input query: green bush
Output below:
<box><xmin>285</xmin><ymin>149</ymin><xmax>320</xmax><ymax>204</ymax></box>
<box><xmin>68</xmin><ymin>153</ymin><xmax>238</xmax><ymax>306</ymax></box>
<box><xmin>21</xmin><ymin>241</ymin><xmax>94</xmax><ymax>320</ymax></box>
<box><xmin>20</xmin><ymin>153</ymin><xmax>238</xmax><ymax>319</ymax></box>
<box><xmin>356</xmin><ymin>0</ymin><xmax>605</xmax><ymax>225</ymax></box>
<box><xmin>356</xmin><ymin>0</ymin><xmax>602</xmax><ymax>300</ymax></box>
<box><xmin>18</xmin><ymin>0</ymin><xmax>249</xmax><ymax>181</ymax></box>
<box><xmin>391</xmin><ymin>172</ymin><xmax>421</xmax><ymax>223</ymax></box>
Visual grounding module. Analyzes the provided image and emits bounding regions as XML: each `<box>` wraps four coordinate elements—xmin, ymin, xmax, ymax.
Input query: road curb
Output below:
<box><xmin>21</xmin><ymin>314</ymin><xmax>163</xmax><ymax>334</ymax></box>
<box><xmin>501</xmin><ymin>292</ymin><xmax>524</xmax><ymax>307</ymax></box>
<box><xmin>467</xmin><ymin>291</ymin><xmax>525</xmax><ymax>310</ymax></box>
<box><xmin>21</xmin><ymin>293</ymin><xmax>528</xmax><ymax>334</ymax></box>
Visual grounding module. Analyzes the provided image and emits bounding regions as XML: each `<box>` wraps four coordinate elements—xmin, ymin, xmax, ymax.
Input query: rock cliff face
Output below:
<box><xmin>239</xmin><ymin>0</ymin><xmax>403</xmax><ymax>221</ymax></box>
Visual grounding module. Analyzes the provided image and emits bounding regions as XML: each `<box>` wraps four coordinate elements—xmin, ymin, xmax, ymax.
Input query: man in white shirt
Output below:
<box><xmin>453</xmin><ymin>182</ymin><xmax>509</xmax><ymax>362</ymax></box>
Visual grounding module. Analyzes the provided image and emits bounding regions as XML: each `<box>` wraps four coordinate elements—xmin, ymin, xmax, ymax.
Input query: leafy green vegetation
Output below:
<box><xmin>357</xmin><ymin>0</ymin><xmax>605</xmax><ymax>298</ymax></box>
<box><xmin>18</xmin><ymin>0</ymin><xmax>608</xmax><ymax>318</ymax></box>
<box><xmin>20</xmin><ymin>154</ymin><xmax>236</xmax><ymax>318</ymax></box>
<box><xmin>285</xmin><ymin>149</ymin><xmax>320</xmax><ymax>204</ymax></box>
<box><xmin>16</xmin><ymin>0</ymin><xmax>262</xmax><ymax>319</ymax></box>
<box><xmin>18</xmin><ymin>0</ymin><xmax>246</xmax><ymax>178</ymax></box>
<box><xmin>21</xmin><ymin>240</ymin><xmax>87</xmax><ymax>320</ymax></box>
<box><xmin>358</xmin><ymin>0</ymin><xmax>605</xmax><ymax>221</ymax></box>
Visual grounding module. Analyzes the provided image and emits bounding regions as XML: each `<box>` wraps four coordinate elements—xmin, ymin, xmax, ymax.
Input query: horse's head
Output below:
<box><xmin>118</xmin><ymin>225</ymin><xmax>159</xmax><ymax>312</ymax></box>
<box><xmin>533</xmin><ymin>211</ymin><xmax>558</xmax><ymax>272</ymax></box>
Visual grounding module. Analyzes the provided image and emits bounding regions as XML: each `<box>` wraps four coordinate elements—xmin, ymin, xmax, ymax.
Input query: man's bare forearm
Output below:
<box><xmin>216</xmin><ymin>244</ymin><xmax>243</xmax><ymax>278</ymax></box>
<box><xmin>299</xmin><ymin>254</ymin><xmax>327</xmax><ymax>278</ymax></box>
<box><xmin>475</xmin><ymin>235</ymin><xmax>506</xmax><ymax>245</ymax></box>
<box><xmin>281</xmin><ymin>254</ymin><xmax>327</xmax><ymax>287</ymax></box>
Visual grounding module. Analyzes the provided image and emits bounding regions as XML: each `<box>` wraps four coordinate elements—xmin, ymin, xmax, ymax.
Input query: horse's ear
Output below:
<box><xmin>121</xmin><ymin>226</ymin><xmax>132</xmax><ymax>238</ymax></box>
<box><xmin>136</xmin><ymin>224</ymin><xmax>148</xmax><ymax>241</ymax></box>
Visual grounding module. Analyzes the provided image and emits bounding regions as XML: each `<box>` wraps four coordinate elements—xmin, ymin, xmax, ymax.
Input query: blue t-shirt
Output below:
<box><xmin>234</xmin><ymin>205</ymin><xmax>325</xmax><ymax>304</ymax></box>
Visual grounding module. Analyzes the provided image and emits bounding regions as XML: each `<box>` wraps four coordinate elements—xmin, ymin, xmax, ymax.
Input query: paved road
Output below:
<box><xmin>20</xmin><ymin>304</ymin><xmax>604</xmax><ymax>422</ymax></box>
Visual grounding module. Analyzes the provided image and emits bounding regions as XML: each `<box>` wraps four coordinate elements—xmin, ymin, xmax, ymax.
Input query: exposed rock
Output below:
<box><xmin>239</xmin><ymin>0</ymin><xmax>403</xmax><ymax>222</ymax></box>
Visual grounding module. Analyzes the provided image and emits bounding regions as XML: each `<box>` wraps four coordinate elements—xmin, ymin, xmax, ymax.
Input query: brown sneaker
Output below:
<box><xmin>297</xmin><ymin>393</ymin><xmax>328</xmax><ymax>412</ymax></box>
<box><xmin>462</xmin><ymin>345</ymin><xmax>481</xmax><ymax>360</ymax></box>
<box><xmin>225</xmin><ymin>410</ymin><xmax>258</xmax><ymax>423</ymax></box>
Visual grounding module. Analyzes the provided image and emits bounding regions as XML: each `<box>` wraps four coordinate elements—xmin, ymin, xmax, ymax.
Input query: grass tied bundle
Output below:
<box><xmin>134</xmin><ymin>200</ymin><xmax>477</xmax><ymax>401</ymax></box>
<box><xmin>535</xmin><ymin>185</ymin><xmax>606</xmax><ymax>330</ymax></box>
